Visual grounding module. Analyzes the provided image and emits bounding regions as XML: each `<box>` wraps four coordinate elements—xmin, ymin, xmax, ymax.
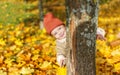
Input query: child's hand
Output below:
<box><xmin>97</xmin><ymin>28</ymin><xmax>106</xmax><ymax>40</ymax></box>
<box><xmin>97</xmin><ymin>34</ymin><xmax>106</xmax><ymax>40</ymax></box>
<box><xmin>57</xmin><ymin>55</ymin><xmax>66</xmax><ymax>67</ymax></box>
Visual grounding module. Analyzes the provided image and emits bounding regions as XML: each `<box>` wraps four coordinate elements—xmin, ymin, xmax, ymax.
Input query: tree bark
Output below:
<box><xmin>66</xmin><ymin>0</ymin><xmax>99</xmax><ymax>75</ymax></box>
<box><xmin>39</xmin><ymin>0</ymin><xmax>44</xmax><ymax>29</ymax></box>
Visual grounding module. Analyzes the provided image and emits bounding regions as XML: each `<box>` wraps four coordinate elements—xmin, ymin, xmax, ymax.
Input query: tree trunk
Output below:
<box><xmin>66</xmin><ymin>0</ymin><xmax>99</xmax><ymax>75</ymax></box>
<box><xmin>39</xmin><ymin>0</ymin><xmax>44</xmax><ymax>29</ymax></box>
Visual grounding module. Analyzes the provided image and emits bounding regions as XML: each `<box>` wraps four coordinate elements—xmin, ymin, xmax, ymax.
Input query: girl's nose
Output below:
<box><xmin>58</xmin><ymin>32</ymin><xmax>61</xmax><ymax>36</ymax></box>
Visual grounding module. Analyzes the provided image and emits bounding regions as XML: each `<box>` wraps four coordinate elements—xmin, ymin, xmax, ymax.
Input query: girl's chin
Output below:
<box><xmin>58</xmin><ymin>36</ymin><xmax>66</xmax><ymax>40</ymax></box>
<box><xmin>61</xmin><ymin>36</ymin><xmax>66</xmax><ymax>39</ymax></box>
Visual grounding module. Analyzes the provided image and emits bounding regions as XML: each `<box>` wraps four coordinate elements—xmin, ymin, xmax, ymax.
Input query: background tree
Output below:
<box><xmin>66</xmin><ymin>0</ymin><xmax>99</xmax><ymax>75</ymax></box>
<box><xmin>39</xmin><ymin>0</ymin><xmax>44</xmax><ymax>29</ymax></box>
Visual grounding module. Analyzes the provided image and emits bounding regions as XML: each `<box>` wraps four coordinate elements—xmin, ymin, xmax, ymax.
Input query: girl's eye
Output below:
<box><xmin>54</xmin><ymin>32</ymin><xmax>57</xmax><ymax>35</ymax></box>
<box><xmin>58</xmin><ymin>27</ymin><xmax>61</xmax><ymax>30</ymax></box>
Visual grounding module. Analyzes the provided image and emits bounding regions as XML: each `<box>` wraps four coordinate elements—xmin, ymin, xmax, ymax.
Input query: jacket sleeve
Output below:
<box><xmin>56</xmin><ymin>40</ymin><xmax>67</xmax><ymax>57</ymax></box>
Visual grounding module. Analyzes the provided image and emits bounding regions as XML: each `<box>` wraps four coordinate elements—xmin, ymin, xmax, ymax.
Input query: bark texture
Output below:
<box><xmin>66</xmin><ymin>0</ymin><xmax>99</xmax><ymax>75</ymax></box>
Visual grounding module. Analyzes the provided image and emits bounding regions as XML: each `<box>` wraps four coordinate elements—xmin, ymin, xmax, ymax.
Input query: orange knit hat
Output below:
<box><xmin>43</xmin><ymin>13</ymin><xmax>64</xmax><ymax>34</ymax></box>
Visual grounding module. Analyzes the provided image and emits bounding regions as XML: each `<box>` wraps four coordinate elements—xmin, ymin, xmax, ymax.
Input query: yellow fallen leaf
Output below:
<box><xmin>114</xmin><ymin>63</ymin><xmax>120</xmax><ymax>71</ymax></box>
<box><xmin>111</xmin><ymin>50</ymin><xmax>120</xmax><ymax>56</ymax></box>
<box><xmin>40</xmin><ymin>61</ymin><xmax>52</xmax><ymax>70</ymax></box>
<box><xmin>20</xmin><ymin>67</ymin><xmax>34</xmax><ymax>74</ymax></box>
<box><xmin>0</xmin><ymin>38</ymin><xmax>6</xmax><ymax>46</ymax></box>
<box><xmin>0</xmin><ymin>70</ymin><xmax>7</xmax><ymax>75</ymax></box>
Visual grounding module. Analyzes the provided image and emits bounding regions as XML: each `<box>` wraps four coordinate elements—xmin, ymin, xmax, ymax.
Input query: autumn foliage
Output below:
<box><xmin>0</xmin><ymin>23</ymin><xmax>60</xmax><ymax>75</ymax></box>
<box><xmin>96</xmin><ymin>0</ymin><xmax>120</xmax><ymax>74</ymax></box>
<box><xmin>0</xmin><ymin>0</ymin><xmax>120</xmax><ymax>75</ymax></box>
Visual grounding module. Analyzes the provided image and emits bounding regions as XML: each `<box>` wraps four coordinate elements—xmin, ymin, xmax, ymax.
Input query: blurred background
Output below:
<box><xmin>0</xmin><ymin>0</ymin><xmax>120</xmax><ymax>75</ymax></box>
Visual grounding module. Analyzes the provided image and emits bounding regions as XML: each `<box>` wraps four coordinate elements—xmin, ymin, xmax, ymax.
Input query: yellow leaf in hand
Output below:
<box><xmin>57</xmin><ymin>67</ymin><xmax>66</xmax><ymax>75</ymax></box>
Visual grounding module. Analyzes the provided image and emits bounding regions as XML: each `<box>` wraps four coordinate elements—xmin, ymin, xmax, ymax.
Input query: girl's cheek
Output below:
<box><xmin>55</xmin><ymin>35</ymin><xmax>59</xmax><ymax>39</ymax></box>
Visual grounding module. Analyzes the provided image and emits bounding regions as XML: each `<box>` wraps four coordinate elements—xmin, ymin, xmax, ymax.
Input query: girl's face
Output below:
<box><xmin>51</xmin><ymin>25</ymin><xmax>66</xmax><ymax>40</ymax></box>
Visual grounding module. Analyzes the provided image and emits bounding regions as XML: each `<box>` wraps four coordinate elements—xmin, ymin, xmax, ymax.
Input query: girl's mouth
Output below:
<box><xmin>60</xmin><ymin>32</ymin><xmax>64</xmax><ymax>38</ymax></box>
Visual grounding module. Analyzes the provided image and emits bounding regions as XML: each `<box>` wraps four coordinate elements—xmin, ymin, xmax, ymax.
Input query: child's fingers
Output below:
<box><xmin>97</xmin><ymin>35</ymin><xmax>106</xmax><ymax>41</ymax></box>
<box><xmin>57</xmin><ymin>55</ymin><xmax>66</xmax><ymax>67</ymax></box>
<box><xmin>60</xmin><ymin>59</ymin><xmax>66</xmax><ymax>67</ymax></box>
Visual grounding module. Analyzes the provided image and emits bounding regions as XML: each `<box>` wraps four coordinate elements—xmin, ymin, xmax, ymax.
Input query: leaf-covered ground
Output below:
<box><xmin>0</xmin><ymin>23</ymin><xmax>119</xmax><ymax>75</ymax></box>
<box><xmin>0</xmin><ymin>0</ymin><xmax>120</xmax><ymax>75</ymax></box>
<box><xmin>0</xmin><ymin>24</ymin><xmax>59</xmax><ymax>75</ymax></box>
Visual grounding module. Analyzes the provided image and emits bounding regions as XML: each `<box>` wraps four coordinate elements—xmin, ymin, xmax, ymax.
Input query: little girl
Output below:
<box><xmin>43</xmin><ymin>12</ymin><xmax>106</xmax><ymax>67</ymax></box>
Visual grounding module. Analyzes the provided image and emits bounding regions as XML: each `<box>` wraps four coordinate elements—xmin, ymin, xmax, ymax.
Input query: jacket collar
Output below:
<box><xmin>56</xmin><ymin>38</ymin><xmax>66</xmax><ymax>43</ymax></box>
